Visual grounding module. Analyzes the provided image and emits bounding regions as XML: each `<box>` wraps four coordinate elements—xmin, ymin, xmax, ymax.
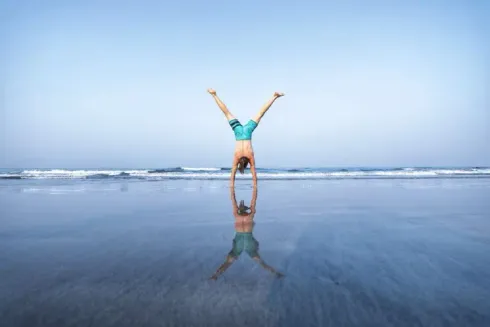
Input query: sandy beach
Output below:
<box><xmin>1</xmin><ymin>178</ymin><xmax>489</xmax><ymax>326</ymax></box>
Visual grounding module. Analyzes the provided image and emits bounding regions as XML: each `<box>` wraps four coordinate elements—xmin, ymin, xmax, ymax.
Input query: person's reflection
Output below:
<box><xmin>210</xmin><ymin>186</ymin><xmax>284</xmax><ymax>280</ymax></box>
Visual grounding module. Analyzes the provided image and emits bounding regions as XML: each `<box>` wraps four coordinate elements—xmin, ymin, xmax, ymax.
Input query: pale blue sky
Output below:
<box><xmin>1</xmin><ymin>0</ymin><xmax>489</xmax><ymax>168</ymax></box>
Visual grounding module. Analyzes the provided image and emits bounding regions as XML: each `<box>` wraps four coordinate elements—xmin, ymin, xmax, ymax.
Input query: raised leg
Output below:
<box><xmin>253</xmin><ymin>256</ymin><xmax>284</xmax><ymax>278</ymax></box>
<box><xmin>210</xmin><ymin>255</ymin><xmax>237</xmax><ymax>280</ymax></box>
<box><xmin>252</xmin><ymin>92</ymin><xmax>284</xmax><ymax>124</ymax></box>
<box><xmin>208</xmin><ymin>88</ymin><xmax>235</xmax><ymax>121</ymax></box>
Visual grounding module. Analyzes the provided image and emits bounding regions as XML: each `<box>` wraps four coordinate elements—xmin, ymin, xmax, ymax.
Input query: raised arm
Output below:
<box><xmin>249</xmin><ymin>156</ymin><xmax>258</xmax><ymax>187</ymax></box>
<box><xmin>250</xmin><ymin>184</ymin><xmax>258</xmax><ymax>214</ymax></box>
<box><xmin>207</xmin><ymin>89</ymin><xmax>236</xmax><ymax>121</ymax></box>
<box><xmin>230</xmin><ymin>157</ymin><xmax>238</xmax><ymax>188</ymax></box>
<box><xmin>252</xmin><ymin>92</ymin><xmax>285</xmax><ymax>124</ymax></box>
<box><xmin>229</xmin><ymin>183</ymin><xmax>239</xmax><ymax>213</ymax></box>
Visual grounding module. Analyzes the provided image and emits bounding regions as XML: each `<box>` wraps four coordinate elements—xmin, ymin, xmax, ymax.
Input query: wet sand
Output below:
<box><xmin>1</xmin><ymin>179</ymin><xmax>489</xmax><ymax>327</ymax></box>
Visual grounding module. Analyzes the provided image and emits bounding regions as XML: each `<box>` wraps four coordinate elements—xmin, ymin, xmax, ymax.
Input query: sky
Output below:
<box><xmin>1</xmin><ymin>0</ymin><xmax>489</xmax><ymax>168</ymax></box>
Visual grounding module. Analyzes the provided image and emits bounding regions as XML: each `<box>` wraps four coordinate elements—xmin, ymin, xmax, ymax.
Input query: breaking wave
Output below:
<box><xmin>1</xmin><ymin>167</ymin><xmax>489</xmax><ymax>180</ymax></box>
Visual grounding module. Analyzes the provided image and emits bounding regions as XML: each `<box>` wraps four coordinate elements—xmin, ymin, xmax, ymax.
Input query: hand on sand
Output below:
<box><xmin>274</xmin><ymin>92</ymin><xmax>285</xmax><ymax>98</ymax></box>
<box><xmin>207</xmin><ymin>88</ymin><xmax>217</xmax><ymax>95</ymax></box>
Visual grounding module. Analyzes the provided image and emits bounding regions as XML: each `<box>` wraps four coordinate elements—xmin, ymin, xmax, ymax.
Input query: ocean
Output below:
<box><xmin>1</xmin><ymin>166</ymin><xmax>490</xmax><ymax>180</ymax></box>
<box><xmin>1</xmin><ymin>168</ymin><xmax>489</xmax><ymax>327</ymax></box>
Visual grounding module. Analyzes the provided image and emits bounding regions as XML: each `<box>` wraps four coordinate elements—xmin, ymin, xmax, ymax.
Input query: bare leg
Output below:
<box><xmin>252</xmin><ymin>92</ymin><xmax>284</xmax><ymax>124</ymax></box>
<box><xmin>208</xmin><ymin>88</ymin><xmax>235</xmax><ymax>121</ymax></box>
<box><xmin>253</xmin><ymin>257</ymin><xmax>284</xmax><ymax>278</ymax></box>
<box><xmin>210</xmin><ymin>255</ymin><xmax>236</xmax><ymax>280</ymax></box>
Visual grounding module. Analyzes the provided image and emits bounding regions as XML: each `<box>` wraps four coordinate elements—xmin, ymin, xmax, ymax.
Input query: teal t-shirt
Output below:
<box><xmin>229</xmin><ymin>119</ymin><xmax>258</xmax><ymax>141</ymax></box>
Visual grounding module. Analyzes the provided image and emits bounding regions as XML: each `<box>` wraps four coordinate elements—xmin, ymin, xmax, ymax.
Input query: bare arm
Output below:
<box><xmin>250</xmin><ymin>184</ymin><xmax>258</xmax><ymax>213</ymax></box>
<box><xmin>249</xmin><ymin>156</ymin><xmax>258</xmax><ymax>186</ymax></box>
<box><xmin>208</xmin><ymin>89</ymin><xmax>235</xmax><ymax>121</ymax></box>
<box><xmin>250</xmin><ymin>164</ymin><xmax>258</xmax><ymax>186</ymax></box>
<box><xmin>230</xmin><ymin>157</ymin><xmax>238</xmax><ymax>187</ymax></box>
<box><xmin>252</xmin><ymin>92</ymin><xmax>284</xmax><ymax>124</ymax></box>
<box><xmin>230</xmin><ymin>185</ymin><xmax>239</xmax><ymax>213</ymax></box>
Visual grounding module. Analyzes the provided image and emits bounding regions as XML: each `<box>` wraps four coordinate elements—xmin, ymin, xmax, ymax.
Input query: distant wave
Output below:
<box><xmin>149</xmin><ymin>167</ymin><xmax>222</xmax><ymax>173</ymax></box>
<box><xmin>0</xmin><ymin>176</ymin><xmax>23</xmax><ymax>180</ymax></box>
<box><xmin>149</xmin><ymin>168</ymin><xmax>184</xmax><ymax>173</ymax></box>
<box><xmin>85</xmin><ymin>173</ymin><xmax>111</xmax><ymax>179</ymax></box>
<box><xmin>1</xmin><ymin>167</ymin><xmax>489</xmax><ymax>181</ymax></box>
<box><xmin>181</xmin><ymin>167</ymin><xmax>221</xmax><ymax>171</ymax></box>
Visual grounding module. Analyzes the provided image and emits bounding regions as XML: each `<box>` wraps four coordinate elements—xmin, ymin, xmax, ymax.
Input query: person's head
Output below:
<box><xmin>238</xmin><ymin>200</ymin><xmax>251</xmax><ymax>216</ymax></box>
<box><xmin>237</xmin><ymin>157</ymin><xmax>249</xmax><ymax>174</ymax></box>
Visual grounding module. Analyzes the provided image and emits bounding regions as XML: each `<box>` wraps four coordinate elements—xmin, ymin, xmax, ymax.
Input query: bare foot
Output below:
<box><xmin>207</xmin><ymin>88</ymin><xmax>216</xmax><ymax>95</ymax></box>
<box><xmin>274</xmin><ymin>92</ymin><xmax>285</xmax><ymax>98</ymax></box>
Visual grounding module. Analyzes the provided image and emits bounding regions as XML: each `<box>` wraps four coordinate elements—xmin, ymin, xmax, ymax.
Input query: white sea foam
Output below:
<box><xmin>1</xmin><ymin>168</ymin><xmax>489</xmax><ymax>180</ymax></box>
<box><xmin>181</xmin><ymin>167</ymin><xmax>221</xmax><ymax>171</ymax></box>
